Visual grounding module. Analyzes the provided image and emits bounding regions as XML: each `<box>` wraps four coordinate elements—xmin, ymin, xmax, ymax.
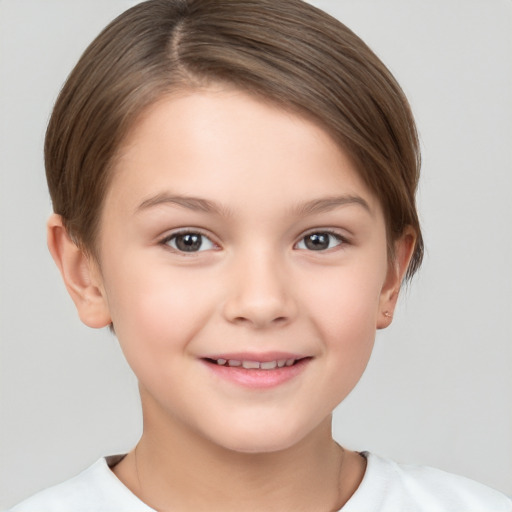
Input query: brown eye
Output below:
<box><xmin>165</xmin><ymin>232</ymin><xmax>215</xmax><ymax>253</ymax></box>
<box><xmin>297</xmin><ymin>232</ymin><xmax>343</xmax><ymax>251</ymax></box>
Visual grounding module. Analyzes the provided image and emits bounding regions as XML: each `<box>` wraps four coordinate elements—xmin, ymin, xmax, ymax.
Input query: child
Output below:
<box><xmin>7</xmin><ymin>0</ymin><xmax>511</xmax><ymax>510</ymax></box>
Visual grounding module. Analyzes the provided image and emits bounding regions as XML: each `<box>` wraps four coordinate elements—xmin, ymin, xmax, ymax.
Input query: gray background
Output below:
<box><xmin>0</xmin><ymin>0</ymin><xmax>511</xmax><ymax>508</ymax></box>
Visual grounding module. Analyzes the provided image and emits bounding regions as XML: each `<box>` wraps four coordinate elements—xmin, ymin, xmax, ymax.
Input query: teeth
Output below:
<box><xmin>242</xmin><ymin>360</ymin><xmax>260</xmax><ymax>369</ymax></box>
<box><xmin>214</xmin><ymin>358</ymin><xmax>297</xmax><ymax>369</ymax></box>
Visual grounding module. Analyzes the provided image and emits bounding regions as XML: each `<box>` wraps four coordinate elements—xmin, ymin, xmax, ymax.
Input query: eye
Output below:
<box><xmin>296</xmin><ymin>231</ymin><xmax>344</xmax><ymax>251</ymax></box>
<box><xmin>163</xmin><ymin>231</ymin><xmax>216</xmax><ymax>253</ymax></box>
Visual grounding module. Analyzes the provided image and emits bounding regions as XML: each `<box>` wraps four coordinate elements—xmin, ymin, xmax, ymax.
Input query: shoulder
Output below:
<box><xmin>6</xmin><ymin>456</ymin><xmax>153</xmax><ymax>512</ymax></box>
<box><xmin>343</xmin><ymin>452</ymin><xmax>512</xmax><ymax>512</ymax></box>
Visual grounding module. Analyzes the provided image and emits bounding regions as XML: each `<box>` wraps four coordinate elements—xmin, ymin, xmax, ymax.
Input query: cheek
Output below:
<box><xmin>306</xmin><ymin>280</ymin><xmax>380</xmax><ymax>409</ymax></box>
<box><xmin>103</xmin><ymin>260</ymin><xmax>217</xmax><ymax>364</ymax></box>
<box><xmin>305</xmin><ymin>262</ymin><xmax>384</xmax><ymax>335</ymax></box>
<box><xmin>299</xmin><ymin>257</ymin><xmax>386</xmax><ymax>374</ymax></box>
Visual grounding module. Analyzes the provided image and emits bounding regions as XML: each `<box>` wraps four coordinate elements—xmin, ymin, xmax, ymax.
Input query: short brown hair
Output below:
<box><xmin>45</xmin><ymin>0</ymin><xmax>423</xmax><ymax>279</ymax></box>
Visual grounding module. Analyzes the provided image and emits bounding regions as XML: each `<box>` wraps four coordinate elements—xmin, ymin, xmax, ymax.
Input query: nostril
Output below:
<box><xmin>222</xmin><ymin>283</ymin><xmax>296</xmax><ymax>327</ymax></box>
<box><xmin>231</xmin><ymin>315</ymin><xmax>289</xmax><ymax>327</ymax></box>
<box><xmin>232</xmin><ymin>316</ymin><xmax>250</xmax><ymax>324</ymax></box>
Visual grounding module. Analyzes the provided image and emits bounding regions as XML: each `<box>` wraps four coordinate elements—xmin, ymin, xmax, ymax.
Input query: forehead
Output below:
<box><xmin>107</xmin><ymin>87</ymin><xmax>381</xmax><ymax>218</ymax></box>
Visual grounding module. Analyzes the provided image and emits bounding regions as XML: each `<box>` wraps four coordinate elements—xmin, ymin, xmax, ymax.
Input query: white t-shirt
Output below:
<box><xmin>7</xmin><ymin>452</ymin><xmax>512</xmax><ymax>512</ymax></box>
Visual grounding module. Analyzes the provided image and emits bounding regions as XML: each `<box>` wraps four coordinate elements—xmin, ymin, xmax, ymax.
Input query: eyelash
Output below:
<box><xmin>159</xmin><ymin>229</ymin><xmax>348</xmax><ymax>254</ymax></box>
<box><xmin>160</xmin><ymin>229</ymin><xmax>217</xmax><ymax>254</ymax></box>
<box><xmin>295</xmin><ymin>230</ymin><xmax>348</xmax><ymax>252</ymax></box>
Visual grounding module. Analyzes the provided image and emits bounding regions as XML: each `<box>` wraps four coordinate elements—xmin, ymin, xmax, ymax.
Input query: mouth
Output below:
<box><xmin>204</xmin><ymin>357</ymin><xmax>307</xmax><ymax>370</ymax></box>
<box><xmin>201</xmin><ymin>355</ymin><xmax>312</xmax><ymax>388</ymax></box>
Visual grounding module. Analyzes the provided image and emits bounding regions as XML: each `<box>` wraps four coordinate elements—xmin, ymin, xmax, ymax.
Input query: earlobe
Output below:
<box><xmin>47</xmin><ymin>214</ymin><xmax>111</xmax><ymax>328</ymax></box>
<box><xmin>377</xmin><ymin>227</ymin><xmax>417</xmax><ymax>329</ymax></box>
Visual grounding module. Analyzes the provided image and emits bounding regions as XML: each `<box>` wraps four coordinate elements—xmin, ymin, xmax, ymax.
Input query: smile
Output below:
<box><xmin>208</xmin><ymin>358</ymin><xmax>299</xmax><ymax>369</ymax></box>
<box><xmin>202</xmin><ymin>355</ymin><xmax>311</xmax><ymax>389</ymax></box>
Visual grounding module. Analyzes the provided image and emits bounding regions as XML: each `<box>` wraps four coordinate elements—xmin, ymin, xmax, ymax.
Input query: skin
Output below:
<box><xmin>48</xmin><ymin>86</ymin><xmax>415</xmax><ymax>511</ymax></box>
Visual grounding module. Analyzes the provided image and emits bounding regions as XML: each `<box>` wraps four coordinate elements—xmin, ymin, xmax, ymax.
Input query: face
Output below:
<box><xmin>93</xmin><ymin>87</ymin><xmax>396</xmax><ymax>453</ymax></box>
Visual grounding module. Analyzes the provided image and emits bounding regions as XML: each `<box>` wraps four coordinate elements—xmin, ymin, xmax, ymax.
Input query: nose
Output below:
<box><xmin>222</xmin><ymin>249</ymin><xmax>297</xmax><ymax>329</ymax></box>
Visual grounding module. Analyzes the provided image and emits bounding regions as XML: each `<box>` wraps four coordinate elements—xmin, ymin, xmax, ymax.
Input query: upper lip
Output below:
<box><xmin>201</xmin><ymin>352</ymin><xmax>308</xmax><ymax>362</ymax></box>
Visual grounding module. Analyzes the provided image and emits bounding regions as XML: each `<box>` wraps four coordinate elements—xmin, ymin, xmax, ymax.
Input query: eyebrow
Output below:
<box><xmin>136</xmin><ymin>193</ymin><xmax>231</xmax><ymax>216</ymax></box>
<box><xmin>136</xmin><ymin>193</ymin><xmax>371</xmax><ymax>217</ymax></box>
<box><xmin>293</xmin><ymin>195</ymin><xmax>371</xmax><ymax>216</ymax></box>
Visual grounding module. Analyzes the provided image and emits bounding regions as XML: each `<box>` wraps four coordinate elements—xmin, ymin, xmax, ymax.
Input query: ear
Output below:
<box><xmin>377</xmin><ymin>226</ymin><xmax>417</xmax><ymax>329</ymax></box>
<box><xmin>47</xmin><ymin>214</ymin><xmax>112</xmax><ymax>328</ymax></box>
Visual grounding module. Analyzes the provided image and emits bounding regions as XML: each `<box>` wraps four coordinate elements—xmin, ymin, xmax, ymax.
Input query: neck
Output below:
<box><xmin>113</xmin><ymin>395</ymin><xmax>365</xmax><ymax>511</ymax></box>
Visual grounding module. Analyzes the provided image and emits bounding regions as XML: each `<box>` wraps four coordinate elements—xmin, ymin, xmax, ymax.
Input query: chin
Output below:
<box><xmin>204</xmin><ymin>418</ymin><xmax>318</xmax><ymax>455</ymax></box>
<box><xmin>221</xmin><ymin>436</ymin><xmax>301</xmax><ymax>455</ymax></box>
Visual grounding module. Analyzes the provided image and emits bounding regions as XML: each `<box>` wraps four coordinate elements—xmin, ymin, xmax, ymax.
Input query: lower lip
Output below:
<box><xmin>202</xmin><ymin>358</ymin><xmax>310</xmax><ymax>389</ymax></box>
